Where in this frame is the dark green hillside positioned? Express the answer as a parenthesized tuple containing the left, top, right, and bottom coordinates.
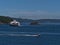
(0, 16, 13, 24)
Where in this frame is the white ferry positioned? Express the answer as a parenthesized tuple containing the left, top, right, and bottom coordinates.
(10, 20, 20, 26)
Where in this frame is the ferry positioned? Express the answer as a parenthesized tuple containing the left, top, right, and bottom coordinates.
(9, 20, 20, 26)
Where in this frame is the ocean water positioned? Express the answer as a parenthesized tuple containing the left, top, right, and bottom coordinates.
(0, 23, 60, 45)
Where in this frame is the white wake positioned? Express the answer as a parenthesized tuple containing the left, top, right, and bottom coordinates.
(0, 31, 59, 37)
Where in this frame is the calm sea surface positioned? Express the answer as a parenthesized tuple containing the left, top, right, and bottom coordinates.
(0, 23, 60, 45)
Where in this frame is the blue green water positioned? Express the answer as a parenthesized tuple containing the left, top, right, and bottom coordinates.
(0, 23, 60, 45)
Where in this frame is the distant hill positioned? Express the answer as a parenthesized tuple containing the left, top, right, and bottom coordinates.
(0, 16, 60, 24)
(12, 18, 33, 22)
(36, 19, 60, 23)
(0, 16, 33, 24)
(0, 16, 13, 24)
(12, 18, 60, 23)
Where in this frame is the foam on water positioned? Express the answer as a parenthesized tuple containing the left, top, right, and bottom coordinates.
(0, 31, 59, 37)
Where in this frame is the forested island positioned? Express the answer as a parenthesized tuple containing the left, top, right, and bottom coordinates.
(0, 16, 13, 24)
(0, 16, 60, 24)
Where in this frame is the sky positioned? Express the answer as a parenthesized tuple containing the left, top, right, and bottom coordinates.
(0, 0, 60, 19)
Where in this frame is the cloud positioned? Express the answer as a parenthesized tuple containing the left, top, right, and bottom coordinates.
(5, 10, 49, 19)
(10, 10, 48, 15)
(0, 9, 60, 19)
